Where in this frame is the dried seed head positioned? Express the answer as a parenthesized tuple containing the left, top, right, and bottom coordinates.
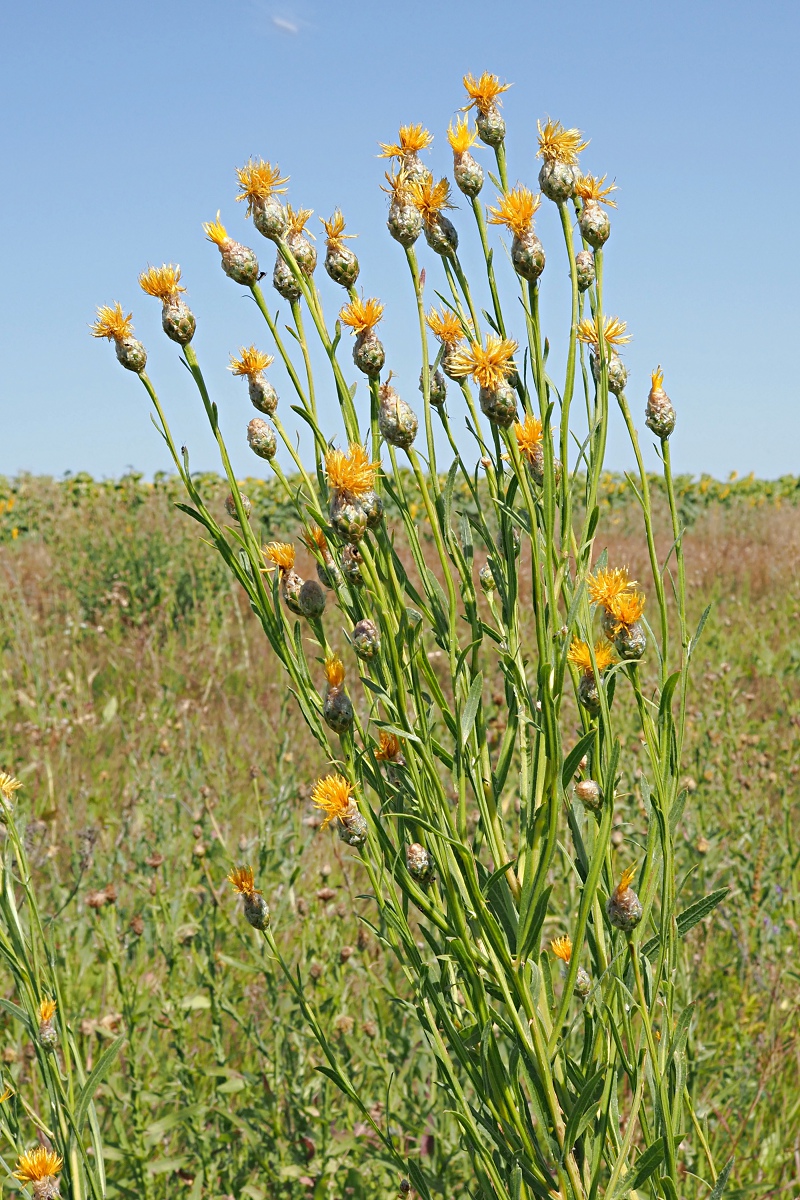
(575, 249, 596, 291)
(247, 417, 276, 460)
(352, 618, 381, 660)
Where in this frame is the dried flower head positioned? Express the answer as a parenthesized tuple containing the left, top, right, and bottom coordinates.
(38, 999, 57, 1023)
(202, 212, 231, 246)
(447, 116, 479, 154)
(550, 935, 572, 963)
(462, 72, 511, 115)
(574, 174, 617, 207)
(408, 176, 455, 222)
(321, 210, 356, 249)
(447, 335, 518, 391)
(587, 566, 636, 609)
(488, 186, 541, 238)
(567, 638, 615, 674)
(325, 444, 380, 497)
(90, 302, 135, 342)
(576, 315, 631, 348)
(138, 264, 185, 301)
(608, 590, 646, 630)
(235, 159, 289, 214)
(14, 1149, 63, 1184)
(382, 169, 413, 202)
(229, 346, 274, 376)
(323, 655, 346, 688)
(0, 772, 23, 803)
(375, 731, 403, 761)
(426, 306, 466, 346)
(286, 205, 314, 237)
(264, 542, 296, 570)
(227, 865, 261, 900)
(339, 296, 384, 335)
(378, 124, 433, 160)
(311, 773, 354, 829)
(536, 118, 589, 165)
(514, 414, 544, 462)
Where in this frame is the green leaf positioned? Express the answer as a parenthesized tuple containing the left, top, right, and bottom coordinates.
(658, 671, 681, 726)
(709, 1157, 735, 1200)
(0, 998, 32, 1030)
(562, 731, 596, 789)
(563, 1067, 606, 1153)
(676, 887, 729, 938)
(460, 672, 483, 748)
(688, 602, 712, 658)
(75, 1036, 124, 1133)
(626, 1139, 667, 1190)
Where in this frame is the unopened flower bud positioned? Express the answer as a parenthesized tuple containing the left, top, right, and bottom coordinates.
(579, 200, 611, 249)
(420, 367, 447, 407)
(298, 579, 326, 620)
(353, 330, 385, 378)
(614, 621, 646, 661)
(575, 779, 602, 812)
(479, 562, 496, 592)
(342, 544, 364, 587)
(645, 367, 676, 439)
(575, 966, 592, 998)
(352, 618, 380, 659)
(575, 249, 595, 292)
(406, 842, 434, 888)
(578, 672, 601, 714)
(359, 489, 384, 530)
(323, 687, 354, 734)
(591, 348, 628, 396)
(225, 491, 251, 522)
(247, 417, 276, 460)
(378, 380, 418, 449)
(273, 252, 302, 301)
(424, 214, 458, 258)
(388, 197, 423, 246)
(606, 867, 643, 932)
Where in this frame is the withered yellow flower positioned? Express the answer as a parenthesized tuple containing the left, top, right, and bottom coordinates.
(310, 773, 354, 830)
(447, 335, 518, 391)
(550, 935, 572, 963)
(303, 525, 329, 553)
(408, 176, 455, 222)
(514, 414, 544, 462)
(321, 210, 356, 249)
(426, 306, 466, 346)
(14, 1148, 63, 1184)
(38, 998, 57, 1023)
(90, 302, 135, 342)
(587, 566, 636, 609)
(138, 264, 185, 301)
(202, 212, 231, 247)
(264, 542, 296, 571)
(488, 185, 541, 239)
(0, 771, 23, 802)
(339, 296, 384, 334)
(574, 174, 617, 207)
(235, 158, 289, 213)
(378, 124, 433, 160)
(462, 72, 511, 115)
(229, 346, 274, 377)
(325, 444, 381, 497)
(323, 655, 346, 688)
(285, 205, 314, 237)
(375, 731, 402, 761)
(227, 865, 261, 900)
(381, 169, 413, 202)
(575, 315, 631, 348)
(537, 118, 589, 165)
(608, 591, 646, 631)
(567, 638, 615, 674)
(447, 115, 478, 155)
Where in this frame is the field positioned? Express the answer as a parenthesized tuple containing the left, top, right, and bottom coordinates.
(1, 472, 799, 1199)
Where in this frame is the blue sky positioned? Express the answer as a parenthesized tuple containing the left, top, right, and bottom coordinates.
(1, 0, 798, 481)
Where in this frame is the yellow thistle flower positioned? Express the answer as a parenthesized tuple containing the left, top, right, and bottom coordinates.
(375, 731, 402, 761)
(426, 306, 466, 346)
(447, 115, 478, 155)
(323, 655, 346, 688)
(311, 773, 354, 829)
(38, 998, 56, 1023)
(202, 211, 231, 247)
(286, 205, 314, 237)
(138, 264, 185, 301)
(227, 865, 261, 900)
(567, 637, 615, 675)
(14, 1148, 63, 1183)
(575, 315, 631, 348)
(0, 772, 23, 802)
(229, 346, 274, 377)
(408, 176, 455, 222)
(587, 566, 635, 609)
(488, 185, 541, 239)
(462, 71, 511, 115)
(446, 334, 518, 391)
(514, 414, 543, 462)
(90, 302, 135, 342)
(321, 210, 356, 250)
(264, 542, 295, 571)
(550, 935, 572, 963)
(536, 118, 589, 165)
(378, 123, 433, 159)
(303, 525, 329, 553)
(235, 158, 289, 214)
(608, 590, 646, 631)
(325, 444, 381, 497)
(651, 366, 664, 390)
(339, 296, 384, 335)
(574, 174, 617, 208)
(613, 865, 637, 897)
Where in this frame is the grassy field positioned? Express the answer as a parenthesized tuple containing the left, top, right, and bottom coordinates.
(1, 472, 799, 1198)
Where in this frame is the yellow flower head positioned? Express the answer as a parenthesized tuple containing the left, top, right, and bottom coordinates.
(488, 185, 541, 239)
(447, 334, 518, 391)
(325, 443, 381, 497)
(462, 72, 511, 115)
(321, 210, 356, 249)
(139, 264, 185, 301)
(567, 637, 615, 675)
(264, 542, 296, 571)
(587, 566, 635, 609)
(378, 124, 433, 160)
(514, 414, 544, 463)
(229, 346, 274, 377)
(550, 935, 572, 963)
(286, 205, 314, 237)
(375, 731, 402, 761)
(426, 306, 466, 346)
(382, 169, 413, 203)
(303, 525, 329, 553)
(408, 176, 455, 222)
(202, 212, 230, 247)
(235, 158, 289, 214)
(537, 118, 589, 165)
(614, 865, 637, 897)
(90, 302, 135, 342)
(227, 865, 260, 900)
(0, 772, 23, 802)
(574, 174, 617, 208)
(38, 998, 56, 1024)
(311, 773, 354, 829)
(339, 297, 384, 335)
(14, 1148, 63, 1184)
(651, 366, 665, 391)
(447, 115, 478, 155)
(608, 590, 646, 631)
(576, 315, 631, 349)
(323, 655, 346, 689)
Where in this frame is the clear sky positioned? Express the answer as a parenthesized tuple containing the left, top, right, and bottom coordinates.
(2, 0, 798, 481)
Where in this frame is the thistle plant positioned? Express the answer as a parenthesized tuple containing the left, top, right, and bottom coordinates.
(91, 71, 732, 1200)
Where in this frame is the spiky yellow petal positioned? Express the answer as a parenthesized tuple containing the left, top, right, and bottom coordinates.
(227, 865, 260, 899)
(310, 773, 354, 829)
(325, 444, 381, 498)
(229, 346, 274, 377)
(264, 542, 295, 570)
(339, 297, 384, 335)
(426, 306, 466, 346)
(375, 731, 402, 761)
(514, 414, 544, 463)
(488, 185, 541, 239)
(138, 264, 185, 301)
(408, 176, 455, 222)
(0, 772, 23, 802)
(567, 638, 615, 674)
(462, 72, 511, 115)
(323, 655, 346, 688)
(550, 935, 572, 963)
(14, 1148, 63, 1183)
(446, 334, 518, 392)
(574, 174, 617, 208)
(381, 169, 413, 202)
(587, 567, 636, 609)
(321, 210, 356, 249)
(651, 366, 664, 390)
(90, 302, 135, 342)
(537, 118, 589, 165)
(286, 205, 314, 237)
(0, 1087, 13, 1103)
(575, 316, 631, 348)
(203, 212, 230, 247)
(303, 525, 329, 553)
(608, 591, 646, 631)
(447, 115, 478, 155)
(38, 998, 56, 1023)
(615, 865, 637, 896)
(378, 124, 433, 159)
(235, 159, 289, 215)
